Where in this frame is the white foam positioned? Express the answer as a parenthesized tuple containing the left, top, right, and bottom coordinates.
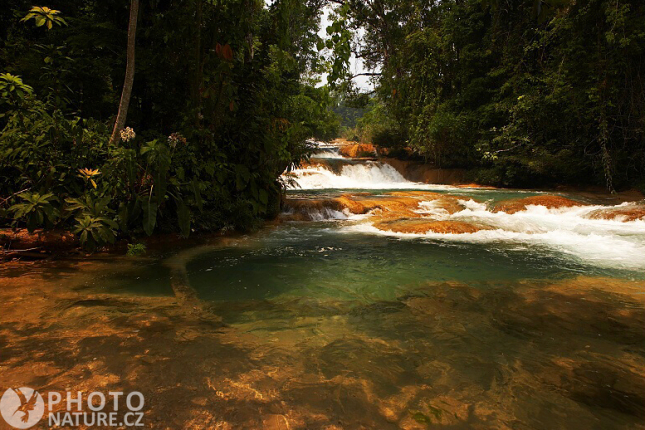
(283, 207, 371, 222)
(308, 140, 337, 149)
(343, 201, 645, 270)
(310, 150, 345, 159)
(288, 207, 348, 221)
(449, 200, 645, 236)
(286, 163, 456, 190)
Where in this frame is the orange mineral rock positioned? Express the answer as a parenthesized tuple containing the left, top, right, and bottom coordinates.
(585, 204, 645, 222)
(373, 219, 490, 234)
(338, 143, 377, 158)
(493, 195, 584, 214)
(333, 192, 467, 217)
(333, 194, 421, 216)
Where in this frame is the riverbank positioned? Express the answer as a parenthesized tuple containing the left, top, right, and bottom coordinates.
(0, 228, 246, 261)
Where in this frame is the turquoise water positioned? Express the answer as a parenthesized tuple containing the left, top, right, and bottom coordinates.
(185, 222, 640, 307)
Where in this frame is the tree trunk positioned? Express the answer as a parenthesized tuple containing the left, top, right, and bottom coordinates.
(192, 0, 203, 126)
(109, 0, 140, 145)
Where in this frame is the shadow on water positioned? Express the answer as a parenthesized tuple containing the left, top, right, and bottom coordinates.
(0, 278, 643, 428)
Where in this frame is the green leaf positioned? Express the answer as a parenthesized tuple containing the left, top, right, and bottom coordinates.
(20, 13, 37, 22)
(235, 165, 250, 191)
(259, 189, 269, 205)
(176, 200, 190, 238)
(192, 178, 203, 211)
(154, 171, 167, 201)
(143, 200, 157, 236)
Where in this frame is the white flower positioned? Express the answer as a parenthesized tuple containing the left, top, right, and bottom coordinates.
(120, 127, 136, 142)
(167, 132, 187, 148)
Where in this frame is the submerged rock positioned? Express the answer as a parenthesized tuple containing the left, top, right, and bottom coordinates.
(493, 195, 584, 214)
(387, 192, 467, 215)
(373, 218, 490, 234)
(585, 204, 645, 222)
(334, 194, 425, 216)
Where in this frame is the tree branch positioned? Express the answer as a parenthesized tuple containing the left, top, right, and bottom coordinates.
(350, 72, 382, 79)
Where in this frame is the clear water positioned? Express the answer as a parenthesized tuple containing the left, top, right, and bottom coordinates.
(2, 151, 644, 428)
(81, 210, 643, 429)
(186, 223, 643, 306)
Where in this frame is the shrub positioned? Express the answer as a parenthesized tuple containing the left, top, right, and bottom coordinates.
(9, 192, 59, 232)
(126, 243, 146, 256)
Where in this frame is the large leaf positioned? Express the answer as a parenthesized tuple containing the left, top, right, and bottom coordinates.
(143, 200, 158, 236)
(259, 189, 269, 205)
(235, 165, 250, 191)
(192, 178, 203, 211)
(154, 170, 167, 202)
(176, 200, 191, 238)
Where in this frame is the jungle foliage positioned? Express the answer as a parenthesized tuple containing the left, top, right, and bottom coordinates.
(0, 0, 339, 248)
(2, 0, 644, 250)
(328, 0, 645, 189)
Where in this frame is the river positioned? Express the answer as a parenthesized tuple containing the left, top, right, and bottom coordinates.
(0, 142, 643, 429)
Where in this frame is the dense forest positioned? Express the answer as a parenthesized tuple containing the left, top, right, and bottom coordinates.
(331, 0, 645, 190)
(1, 0, 644, 248)
(0, 0, 338, 248)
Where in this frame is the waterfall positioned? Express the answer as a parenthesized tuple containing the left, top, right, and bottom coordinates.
(282, 141, 645, 271)
(286, 161, 454, 190)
